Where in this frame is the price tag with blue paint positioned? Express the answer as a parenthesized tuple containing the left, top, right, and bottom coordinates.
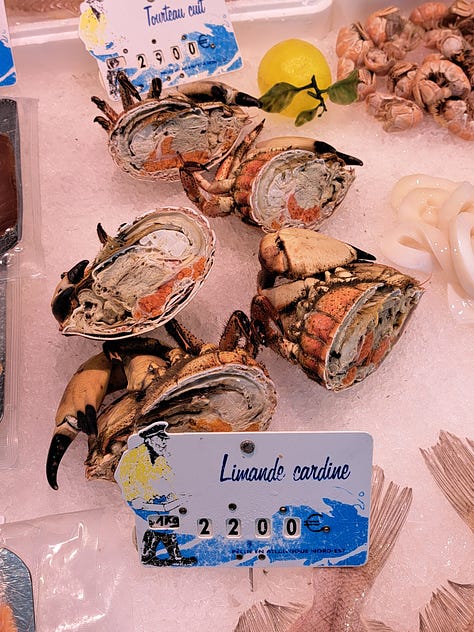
(79, 0, 243, 100)
(0, 0, 15, 86)
(115, 423, 373, 568)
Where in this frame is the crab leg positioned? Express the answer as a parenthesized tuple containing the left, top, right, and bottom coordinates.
(93, 116, 113, 132)
(179, 122, 265, 217)
(165, 319, 206, 356)
(216, 120, 265, 179)
(117, 71, 142, 110)
(147, 77, 162, 100)
(219, 310, 259, 357)
(91, 96, 119, 124)
(46, 352, 121, 490)
(179, 169, 235, 217)
(250, 294, 286, 351)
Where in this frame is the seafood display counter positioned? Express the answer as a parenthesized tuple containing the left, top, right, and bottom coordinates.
(1, 0, 474, 630)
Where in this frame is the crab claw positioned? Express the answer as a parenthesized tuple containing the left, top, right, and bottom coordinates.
(211, 84, 262, 108)
(259, 229, 363, 278)
(178, 81, 262, 108)
(51, 259, 89, 323)
(46, 435, 74, 491)
(46, 352, 115, 490)
(313, 140, 364, 166)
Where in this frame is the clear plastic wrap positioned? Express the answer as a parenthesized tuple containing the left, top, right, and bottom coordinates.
(0, 96, 44, 281)
(0, 507, 135, 631)
(0, 97, 43, 469)
(0, 254, 21, 470)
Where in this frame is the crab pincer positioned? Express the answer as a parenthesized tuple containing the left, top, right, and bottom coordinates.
(46, 352, 119, 490)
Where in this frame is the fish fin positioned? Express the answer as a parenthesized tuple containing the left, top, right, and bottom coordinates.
(421, 431, 474, 533)
(233, 600, 307, 632)
(419, 581, 474, 632)
(363, 620, 398, 632)
(364, 465, 413, 581)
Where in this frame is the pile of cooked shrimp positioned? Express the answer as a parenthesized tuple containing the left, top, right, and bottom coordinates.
(336, 1, 474, 139)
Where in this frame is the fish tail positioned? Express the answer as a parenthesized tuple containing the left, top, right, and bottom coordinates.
(419, 581, 474, 632)
(0, 602, 18, 632)
(420, 431, 474, 533)
(364, 465, 413, 582)
(234, 467, 412, 632)
(233, 600, 306, 632)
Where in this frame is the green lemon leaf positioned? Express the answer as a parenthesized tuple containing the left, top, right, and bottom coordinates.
(327, 69, 359, 105)
(259, 82, 300, 113)
(295, 108, 318, 127)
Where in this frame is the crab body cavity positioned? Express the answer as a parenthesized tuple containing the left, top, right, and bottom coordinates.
(93, 73, 261, 180)
(51, 207, 215, 340)
(180, 126, 362, 232)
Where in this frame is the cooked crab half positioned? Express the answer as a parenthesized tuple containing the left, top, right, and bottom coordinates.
(46, 312, 277, 489)
(180, 122, 363, 232)
(51, 207, 215, 340)
(92, 71, 261, 181)
(251, 229, 424, 390)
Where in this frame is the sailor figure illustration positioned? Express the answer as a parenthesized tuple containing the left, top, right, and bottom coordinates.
(116, 422, 197, 566)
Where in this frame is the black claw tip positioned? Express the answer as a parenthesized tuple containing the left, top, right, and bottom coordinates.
(313, 140, 363, 166)
(352, 245, 376, 261)
(235, 92, 262, 108)
(77, 405, 98, 435)
(51, 286, 75, 323)
(67, 259, 89, 284)
(46, 434, 73, 490)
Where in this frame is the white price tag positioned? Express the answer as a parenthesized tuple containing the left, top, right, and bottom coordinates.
(115, 423, 373, 568)
(79, 0, 243, 100)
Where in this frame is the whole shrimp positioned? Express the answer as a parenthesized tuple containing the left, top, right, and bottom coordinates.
(410, 1, 450, 29)
(366, 92, 424, 131)
(431, 93, 474, 138)
(412, 54, 471, 108)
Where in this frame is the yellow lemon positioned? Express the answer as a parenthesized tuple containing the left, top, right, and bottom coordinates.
(257, 39, 332, 118)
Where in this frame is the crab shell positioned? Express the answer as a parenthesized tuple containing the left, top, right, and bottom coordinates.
(229, 137, 360, 232)
(84, 347, 277, 481)
(51, 207, 215, 340)
(95, 79, 255, 181)
(252, 229, 424, 390)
